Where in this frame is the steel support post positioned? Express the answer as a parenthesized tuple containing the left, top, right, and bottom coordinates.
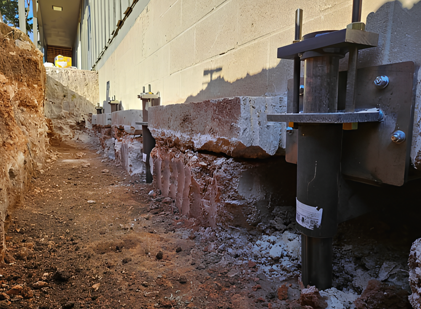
(297, 52, 343, 289)
(297, 124, 342, 289)
(142, 99, 155, 183)
(301, 235, 333, 289)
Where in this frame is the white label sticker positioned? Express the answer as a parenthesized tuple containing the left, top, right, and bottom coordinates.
(143, 153, 147, 162)
(296, 198, 323, 230)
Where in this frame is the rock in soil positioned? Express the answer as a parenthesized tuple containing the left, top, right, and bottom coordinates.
(52, 269, 71, 282)
(299, 286, 327, 309)
(6, 285, 23, 296)
(32, 281, 48, 289)
(0, 294, 9, 301)
(354, 279, 411, 309)
(278, 284, 289, 300)
(21, 287, 34, 299)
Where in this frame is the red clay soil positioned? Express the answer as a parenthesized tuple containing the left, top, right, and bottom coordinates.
(0, 141, 301, 309)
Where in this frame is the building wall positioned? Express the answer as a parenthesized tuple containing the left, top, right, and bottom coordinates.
(77, 0, 420, 109)
(75, 0, 421, 166)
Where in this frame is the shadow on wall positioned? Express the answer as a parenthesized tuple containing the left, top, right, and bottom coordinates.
(184, 1, 421, 105)
(184, 60, 292, 104)
(180, 0, 421, 231)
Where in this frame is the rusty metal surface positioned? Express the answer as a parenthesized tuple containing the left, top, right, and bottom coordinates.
(267, 110, 381, 123)
(277, 28, 379, 60)
(280, 61, 415, 187)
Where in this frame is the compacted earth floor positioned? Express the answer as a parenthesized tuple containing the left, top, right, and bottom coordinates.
(0, 141, 300, 309)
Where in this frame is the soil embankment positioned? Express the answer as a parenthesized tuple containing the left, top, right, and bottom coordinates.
(0, 24, 49, 260)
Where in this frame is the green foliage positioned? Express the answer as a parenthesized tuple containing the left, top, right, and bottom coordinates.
(0, 0, 32, 33)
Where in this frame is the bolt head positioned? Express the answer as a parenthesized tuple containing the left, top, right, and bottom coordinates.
(299, 85, 304, 96)
(374, 76, 389, 89)
(391, 130, 405, 144)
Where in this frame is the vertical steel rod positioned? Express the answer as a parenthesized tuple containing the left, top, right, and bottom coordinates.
(295, 9, 303, 40)
(352, 0, 363, 22)
(345, 0, 363, 112)
(292, 9, 303, 114)
(345, 47, 358, 112)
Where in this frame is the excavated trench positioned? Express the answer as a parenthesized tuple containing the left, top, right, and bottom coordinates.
(1, 23, 421, 309)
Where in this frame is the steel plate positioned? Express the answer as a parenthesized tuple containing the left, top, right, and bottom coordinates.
(281, 61, 415, 186)
(267, 110, 382, 123)
(277, 28, 379, 60)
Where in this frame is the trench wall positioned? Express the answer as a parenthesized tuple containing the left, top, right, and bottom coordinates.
(0, 24, 49, 259)
(44, 68, 98, 139)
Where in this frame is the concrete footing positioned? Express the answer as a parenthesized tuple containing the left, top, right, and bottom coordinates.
(151, 143, 296, 228)
(92, 110, 146, 177)
(148, 97, 296, 228)
(149, 96, 287, 159)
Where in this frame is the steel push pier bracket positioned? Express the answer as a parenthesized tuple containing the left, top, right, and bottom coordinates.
(267, 0, 416, 290)
(137, 85, 160, 183)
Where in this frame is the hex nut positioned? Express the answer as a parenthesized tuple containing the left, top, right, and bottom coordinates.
(374, 76, 389, 89)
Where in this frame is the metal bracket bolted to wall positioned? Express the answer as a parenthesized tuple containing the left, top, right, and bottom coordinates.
(266, 0, 416, 290)
(267, 109, 383, 124)
(137, 84, 160, 184)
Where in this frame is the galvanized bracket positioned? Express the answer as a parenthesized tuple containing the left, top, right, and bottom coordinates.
(270, 61, 416, 187)
(267, 109, 382, 124)
(277, 28, 379, 59)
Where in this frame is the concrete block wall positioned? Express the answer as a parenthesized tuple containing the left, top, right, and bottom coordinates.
(96, 1, 420, 106)
(96, 0, 421, 168)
